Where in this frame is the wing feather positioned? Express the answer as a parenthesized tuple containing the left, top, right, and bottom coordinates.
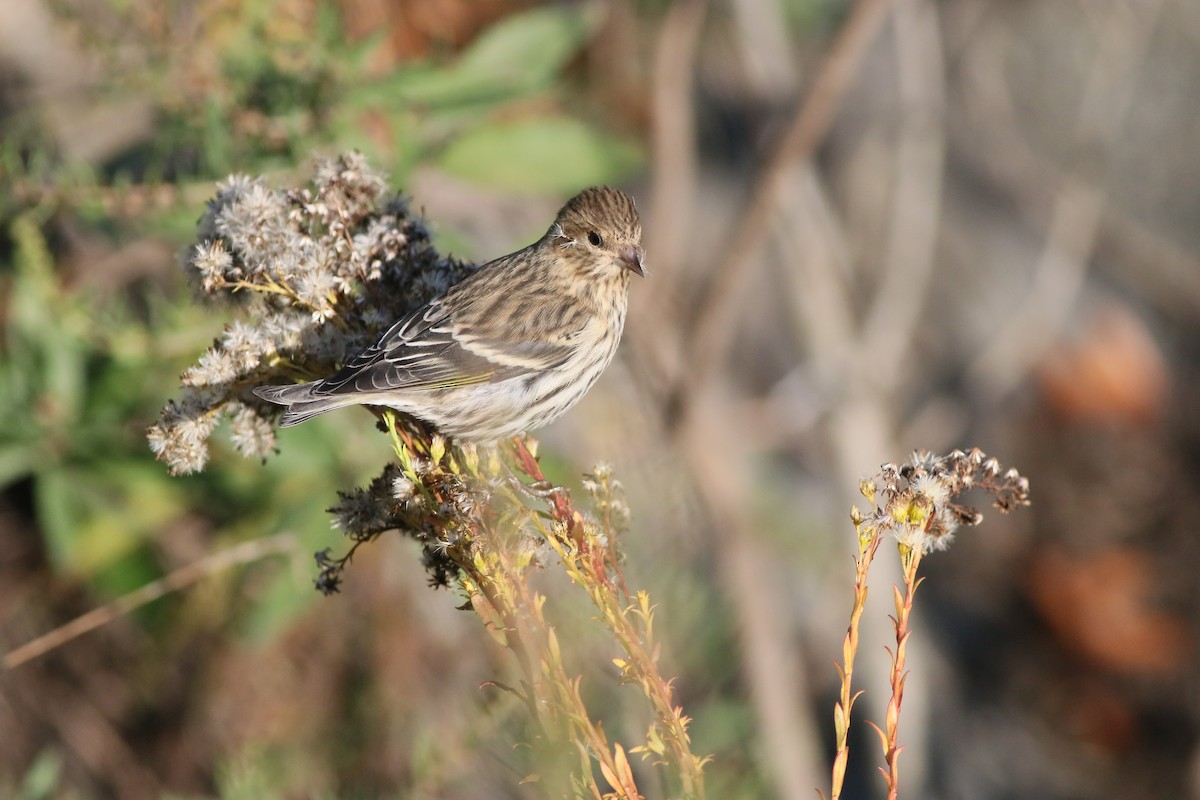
(308, 294, 578, 399)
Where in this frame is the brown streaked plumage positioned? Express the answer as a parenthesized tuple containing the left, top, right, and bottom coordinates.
(253, 186, 644, 439)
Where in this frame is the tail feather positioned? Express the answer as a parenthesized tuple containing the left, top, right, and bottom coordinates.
(253, 382, 339, 427)
(277, 401, 342, 427)
(253, 382, 381, 427)
(252, 382, 319, 405)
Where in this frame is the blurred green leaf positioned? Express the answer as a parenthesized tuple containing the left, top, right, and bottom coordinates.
(35, 467, 82, 573)
(19, 748, 63, 800)
(237, 564, 317, 644)
(77, 462, 188, 572)
(7, 213, 91, 430)
(214, 747, 279, 800)
(385, 5, 598, 108)
(0, 446, 38, 490)
(89, 546, 162, 604)
(439, 116, 642, 192)
(34, 460, 187, 577)
(8, 213, 56, 328)
(456, 5, 598, 90)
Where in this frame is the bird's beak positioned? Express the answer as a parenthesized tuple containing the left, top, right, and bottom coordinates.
(620, 245, 645, 277)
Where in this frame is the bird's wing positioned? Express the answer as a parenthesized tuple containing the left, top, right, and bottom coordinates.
(311, 296, 577, 397)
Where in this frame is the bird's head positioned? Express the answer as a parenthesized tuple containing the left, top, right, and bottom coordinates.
(551, 186, 645, 281)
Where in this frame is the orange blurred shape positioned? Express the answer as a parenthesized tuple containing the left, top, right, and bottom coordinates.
(1027, 545, 1190, 674)
(1036, 303, 1168, 425)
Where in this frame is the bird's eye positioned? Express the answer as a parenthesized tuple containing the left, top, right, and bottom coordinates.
(587, 231, 602, 246)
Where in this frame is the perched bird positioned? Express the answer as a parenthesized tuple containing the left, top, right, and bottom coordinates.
(254, 186, 644, 440)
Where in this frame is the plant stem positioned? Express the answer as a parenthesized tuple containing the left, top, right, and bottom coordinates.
(830, 520, 884, 799)
(879, 543, 924, 800)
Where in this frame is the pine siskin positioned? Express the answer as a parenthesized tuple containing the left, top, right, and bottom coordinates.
(253, 186, 644, 440)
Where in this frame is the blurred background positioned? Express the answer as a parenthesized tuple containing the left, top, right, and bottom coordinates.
(2, 0, 1199, 797)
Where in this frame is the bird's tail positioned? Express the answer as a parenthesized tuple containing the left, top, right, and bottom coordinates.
(253, 382, 358, 427)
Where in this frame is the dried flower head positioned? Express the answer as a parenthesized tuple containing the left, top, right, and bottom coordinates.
(855, 448, 1030, 553)
(148, 153, 475, 475)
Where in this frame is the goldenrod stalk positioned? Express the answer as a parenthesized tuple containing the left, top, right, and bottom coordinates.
(512, 439, 706, 799)
(485, 537, 643, 799)
(379, 427, 700, 798)
(823, 449, 1030, 799)
(829, 491, 885, 800)
(872, 543, 924, 800)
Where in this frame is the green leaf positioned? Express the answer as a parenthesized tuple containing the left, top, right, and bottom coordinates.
(385, 5, 599, 109)
(438, 116, 642, 193)
(236, 565, 316, 644)
(457, 5, 598, 88)
(36, 461, 186, 577)
(19, 748, 63, 800)
(7, 213, 90, 426)
(8, 213, 57, 340)
(0, 446, 38, 489)
(35, 467, 82, 573)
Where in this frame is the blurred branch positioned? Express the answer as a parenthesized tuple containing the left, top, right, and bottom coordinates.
(965, 178, 1102, 397)
(680, 396, 824, 800)
(5, 178, 218, 221)
(645, 0, 706, 282)
(653, 9, 907, 784)
(767, 4, 946, 794)
(1097, 215, 1200, 319)
(776, 168, 856, 384)
(3, 533, 298, 670)
(624, 7, 894, 792)
(950, 1, 1200, 322)
(856, 4, 947, 788)
(629, 0, 707, 405)
(654, 4, 940, 797)
(678, 0, 896, 406)
(862, 0, 946, 391)
(730, 0, 800, 97)
(965, 0, 1165, 398)
(667, 2, 883, 796)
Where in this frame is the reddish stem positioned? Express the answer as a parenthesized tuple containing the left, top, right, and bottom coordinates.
(510, 435, 579, 541)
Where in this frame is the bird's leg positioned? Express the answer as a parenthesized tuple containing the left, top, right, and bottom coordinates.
(508, 436, 579, 543)
(509, 435, 555, 497)
(396, 423, 420, 455)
